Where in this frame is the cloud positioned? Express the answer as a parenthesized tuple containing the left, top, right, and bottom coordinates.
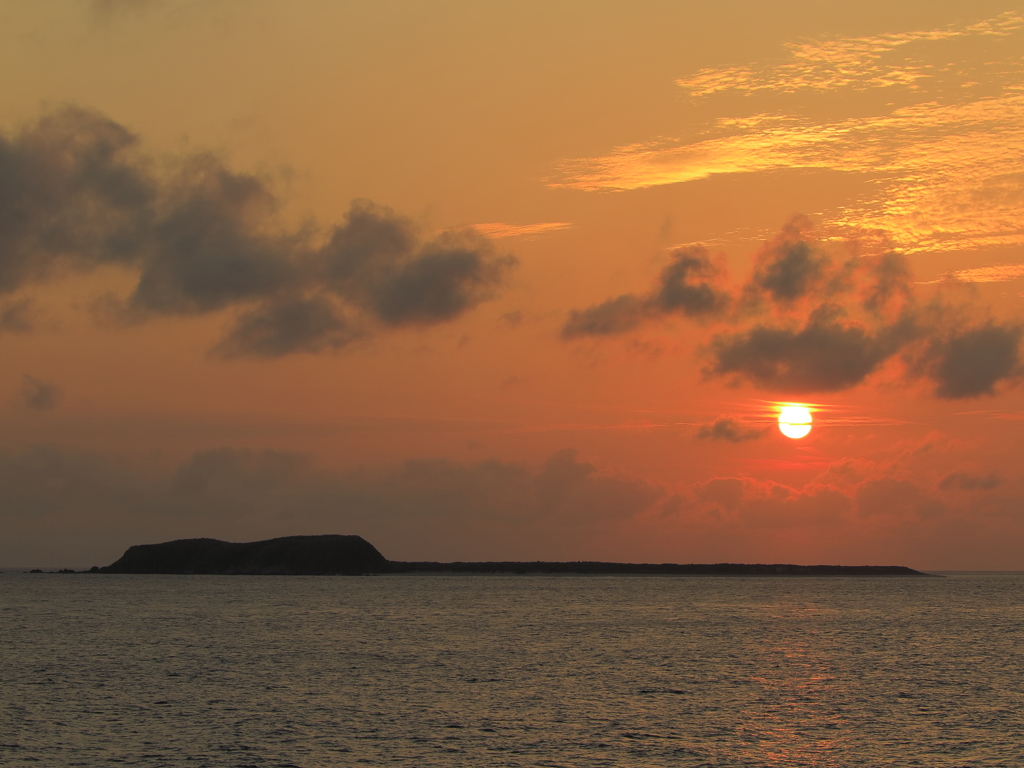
(919, 322, 1023, 399)
(562, 294, 648, 338)
(688, 473, 957, 539)
(709, 308, 1021, 400)
(939, 472, 1001, 491)
(0, 108, 147, 290)
(561, 246, 728, 338)
(651, 249, 731, 316)
(564, 221, 1023, 398)
(663, 468, 1024, 568)
(91, 0, 222, 21)
(855, 477, 926, 517)
(747, 220, 830, 304)
(470, 222, 572, 239)
(315, 201, 516, 331)
(863, 251, 913, 315)
(706, 304, 916, 393)
(0, 298, 34, 332)
(93, 0, 159, 12)
(690, 475, 853, 529)
(20, 375, 61, 410)
(126, 156, 299, 316)
(91, 0, 158, 18)
(0, 445, 665, 565)
(695, 418, 765, 443)
(498, 309, 523, 328)
(676, 12, 1024, 97)
(5, 442, 1024, 568)
(0, 107, 516, 357)
(554, 99, 1024, 253)
(213, 294, 356, 358)
(919, 264, 1024, 284)
(552, 13, 1024, 254)
(365, 231, 513, 326)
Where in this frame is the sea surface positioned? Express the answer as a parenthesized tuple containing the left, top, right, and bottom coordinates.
(1, 572, 1022, 767)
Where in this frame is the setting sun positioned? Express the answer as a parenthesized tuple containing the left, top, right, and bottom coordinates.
(778, 406, 812, 439)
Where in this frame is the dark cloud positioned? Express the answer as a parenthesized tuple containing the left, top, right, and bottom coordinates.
(0, 445, 144, 522)
(747, 220, 830, 304)
(651, 250, 730, 316)
(561, 247, 728, 338)
(4, 442, 1021, 567)
(0, 298, 34, 332)
(92, 0, 159, 16)
(164, 448, 313, 517)
(855, 477, 928, 518)
(317, 201, 516, 330)
(939, 472, 1001, 491)
(532, 449, 663, 522)
(319, 207, 516, 325)
(91, 0, 221, 22)
(562, 294, 647, 338)
(923, 323, 1022, 399)
(563, 215, 1022, 400)
(214, 294, 356, 358)
(709, 277, 1021, 398)
(20, 375, 61, 410)
(498, 310, 523, 328)
(695, 417, 765, 443)
(127, 157, 299, 316)
(320, 199, 415, 287)
(862, 251, 913, 315)
(0, 108, 149, 291)
(694, 477, 746, 509)
(0, 445, 664, 565)
(706, 304, 918, 393)
(0, 107, 515, 357)
(373, 240, 511, 325)
(713, 237, 1022, 397)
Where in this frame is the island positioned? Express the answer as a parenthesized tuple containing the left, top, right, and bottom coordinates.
(97, 535, 388, 575)
(90, 535, 929, 576)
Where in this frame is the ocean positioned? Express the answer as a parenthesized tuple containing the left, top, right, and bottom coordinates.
(1, 572, 1021, 767)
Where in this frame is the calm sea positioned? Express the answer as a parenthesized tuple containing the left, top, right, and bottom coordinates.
(1, 572, 1022, 767)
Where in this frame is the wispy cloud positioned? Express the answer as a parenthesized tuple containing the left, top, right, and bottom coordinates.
(554, 13, 1024, 254)
(696, 417, 766, 443)
(677, 12, 1024, 96)
(919, 263, 1024, 284)
(471, 222, 572, 239)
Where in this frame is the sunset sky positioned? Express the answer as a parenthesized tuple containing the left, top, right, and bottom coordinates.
(3, 0, 1024, 569)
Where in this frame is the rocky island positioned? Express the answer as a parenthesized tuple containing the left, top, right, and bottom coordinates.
(98, 535, 388, 575)
(92, 535, 929, 576)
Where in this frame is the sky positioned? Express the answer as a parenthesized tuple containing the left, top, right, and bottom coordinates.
(2, 0, 1024, 569)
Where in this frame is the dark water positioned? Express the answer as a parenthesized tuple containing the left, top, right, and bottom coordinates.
(1, 572, 1022, 767)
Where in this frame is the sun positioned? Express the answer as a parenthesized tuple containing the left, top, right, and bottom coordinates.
(778, 405, 812, 439)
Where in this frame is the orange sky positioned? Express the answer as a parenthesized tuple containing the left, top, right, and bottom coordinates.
(2, 0, 1023, 569)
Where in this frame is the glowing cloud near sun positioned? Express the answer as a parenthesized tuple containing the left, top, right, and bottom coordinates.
(778, 406, 812, 439)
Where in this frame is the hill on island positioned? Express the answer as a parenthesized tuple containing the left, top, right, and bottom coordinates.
(94, 535, 928, 576)
(98, 535, 388, 575)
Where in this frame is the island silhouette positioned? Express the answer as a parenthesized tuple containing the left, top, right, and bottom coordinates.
(92, 535, 928, 576)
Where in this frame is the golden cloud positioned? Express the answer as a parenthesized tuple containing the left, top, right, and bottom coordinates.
(471, 222, 572, 239)
(553, 12, 1024, 254)
(919, 263, 1024, 284)
(676, 11, 1024, 96)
